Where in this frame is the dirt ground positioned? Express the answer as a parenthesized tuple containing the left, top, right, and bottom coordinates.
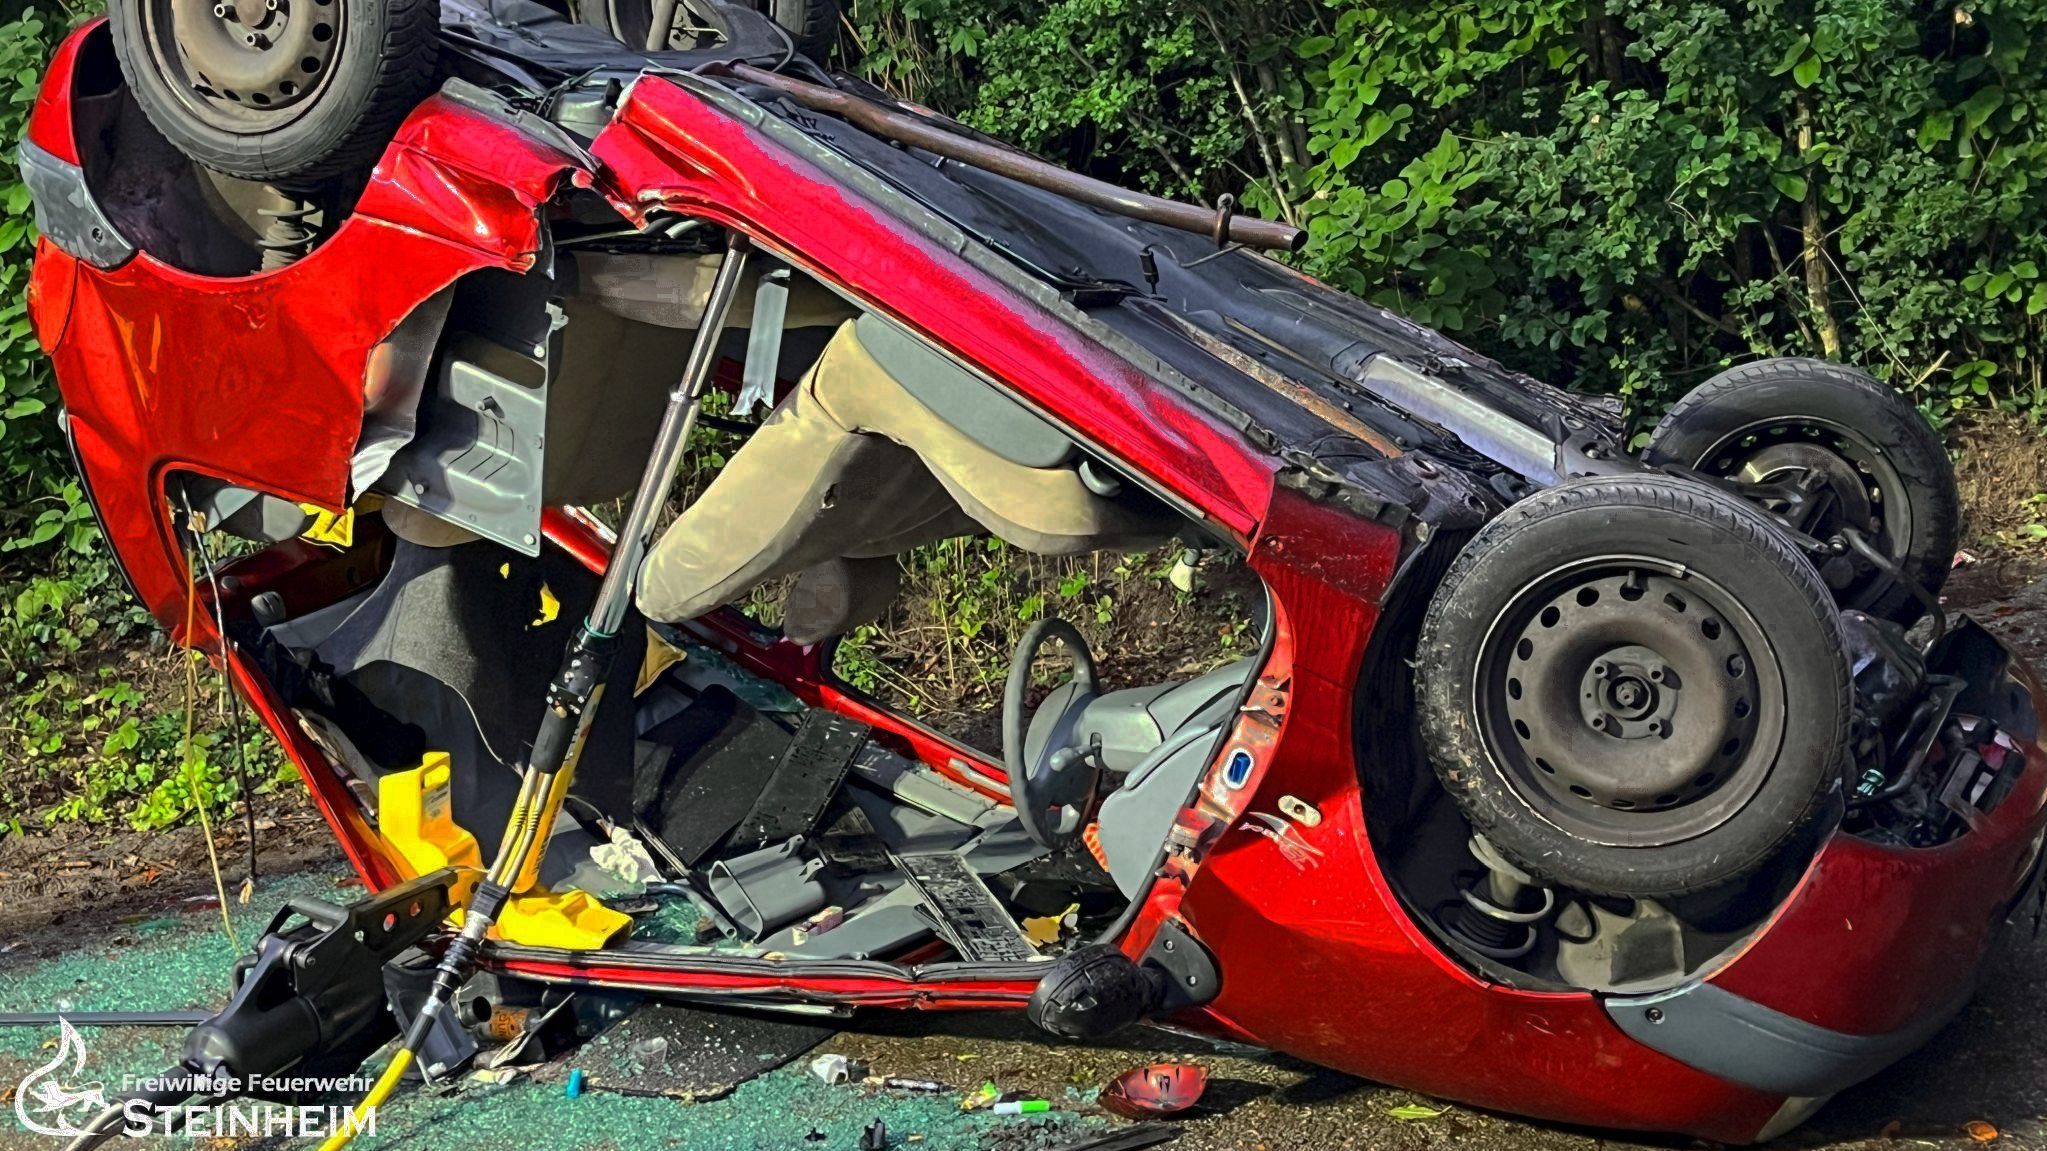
(1, 562, 2044, 1150)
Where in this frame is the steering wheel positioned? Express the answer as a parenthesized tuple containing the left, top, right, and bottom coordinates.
(1002, 617, 1106, 850)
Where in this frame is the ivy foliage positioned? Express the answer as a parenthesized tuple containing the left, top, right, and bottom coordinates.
(847, 0, 2047, 416)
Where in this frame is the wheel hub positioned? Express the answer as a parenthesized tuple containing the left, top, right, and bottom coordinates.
(1482, 566, 1780, 845)
(1703, 420, 1911, 605)
(1580, 645, 1677, 733)
(169, 0, 338, 112)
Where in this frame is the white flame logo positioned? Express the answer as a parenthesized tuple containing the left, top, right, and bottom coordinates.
(13, 1019, 107, 1137)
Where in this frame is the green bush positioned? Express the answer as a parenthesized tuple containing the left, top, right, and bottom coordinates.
(847, 0, 2047, 418)
(0, 5, 72, 527)
(0, 3, 277, 833)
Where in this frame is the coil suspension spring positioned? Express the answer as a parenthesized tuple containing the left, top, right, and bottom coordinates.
(256, 193, 321, 270)
(1438, 834, 1556, 961)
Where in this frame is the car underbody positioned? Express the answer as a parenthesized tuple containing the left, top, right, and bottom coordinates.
(19, 3, 2047, 1143)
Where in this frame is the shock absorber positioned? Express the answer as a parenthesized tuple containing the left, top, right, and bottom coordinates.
(318, 232, 753, 1151)
(1441, 834, 1555, 961)
(256, 190, 322, 270)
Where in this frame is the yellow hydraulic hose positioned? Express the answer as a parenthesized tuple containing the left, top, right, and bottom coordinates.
(316, 1047, 413, 1151)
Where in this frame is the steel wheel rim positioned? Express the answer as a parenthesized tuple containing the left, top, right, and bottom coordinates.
(143, 0, 344, 132)
(1697, 416, 1914, 600)
(1472, 556, 1789, 847)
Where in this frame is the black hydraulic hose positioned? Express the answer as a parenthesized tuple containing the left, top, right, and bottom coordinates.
(0, 1010, 210, 1028)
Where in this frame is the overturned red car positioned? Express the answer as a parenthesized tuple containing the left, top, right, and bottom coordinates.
(20, 0, 2047, 1141)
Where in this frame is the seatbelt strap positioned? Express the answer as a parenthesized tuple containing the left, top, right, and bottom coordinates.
(736, 266, 792, 417)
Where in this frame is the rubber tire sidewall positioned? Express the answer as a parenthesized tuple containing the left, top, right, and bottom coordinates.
(109, 0, 438, 182)
(760, 0, 838, 60)
(1416, 474, 1851, 899)
(1643, 357, 1958, 628)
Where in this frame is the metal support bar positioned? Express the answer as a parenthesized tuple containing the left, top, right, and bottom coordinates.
(719, 64, 1305, 253)
(587, 233, 752, 638)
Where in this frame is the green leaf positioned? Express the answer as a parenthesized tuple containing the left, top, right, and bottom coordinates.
(1959, 86, 2005, 133)
(1360, 109, 1394, 147)
(1772, 173, 1808, 202)
(2, 396, 44, 418)
(1917, 112, 1954, 150)
(1770, 35, 1811, 76)
(1792, 54, 1822, 88)
(1297, 35, 1335, 59)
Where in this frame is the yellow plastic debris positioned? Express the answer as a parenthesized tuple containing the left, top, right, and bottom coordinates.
(1021, 902, 1079, 947)
(533, 582, 561, 627)
(636, 625, 689, 696)
(298, 503, 355, 548)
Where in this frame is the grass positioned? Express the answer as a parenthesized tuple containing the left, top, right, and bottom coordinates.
(0, 534, 293, 836)
(819, 538, 1261, 748)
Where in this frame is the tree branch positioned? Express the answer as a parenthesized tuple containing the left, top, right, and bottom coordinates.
(1795, 95, 1843, 358)
(1200, 11, 1297, 225)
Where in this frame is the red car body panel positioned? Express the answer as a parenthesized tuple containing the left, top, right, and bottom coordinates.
(25, 22, 2047, 1142)
(1709, 728, 2047, 1035)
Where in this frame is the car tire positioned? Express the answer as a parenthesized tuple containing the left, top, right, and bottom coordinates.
(1643, 357, 1957, 628)
(758, 0, 838, 60)
(575, 0, 839, 60)
(110, 0, 440, 183)
(1416, 474, 1851, 898)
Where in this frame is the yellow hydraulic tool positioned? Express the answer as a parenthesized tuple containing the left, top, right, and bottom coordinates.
(376, 754, 629, 950)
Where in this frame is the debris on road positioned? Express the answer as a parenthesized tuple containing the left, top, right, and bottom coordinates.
(993, 1099, 1050, 1115)
(1099, 1062, 1207, 1119)
(865, 1075, 947, 1092)
(1046, 1123, 1179, 1151)
(812, 1052, 867, 1085)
